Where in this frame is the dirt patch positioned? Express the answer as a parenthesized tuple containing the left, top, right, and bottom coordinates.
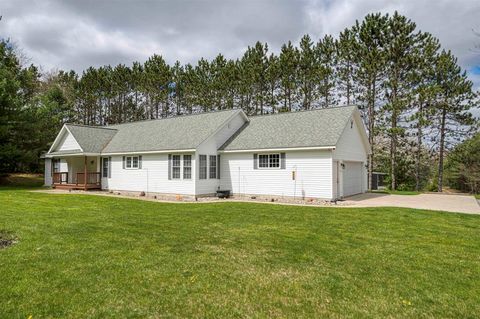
(0, 231, 17, 249)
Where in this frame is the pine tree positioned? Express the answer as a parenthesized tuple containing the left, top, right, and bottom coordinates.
(409, 33, 440, 191)
(278, 41, 298, 112)
(297, 34, 317, 110)
(316, 35, 337, 108)
(353, 13, 388, 190)
(382, 12, 423, 190)
(337, 28, 357, 105)
(433, 50, 476, 192)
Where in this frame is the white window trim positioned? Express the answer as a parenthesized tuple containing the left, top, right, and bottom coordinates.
(199, 155, 207, 180)
(102, 157, 109, 178)
(183, 155, 192, 180)
(258, 153, 281, 169)
(171, 154, 181, 179)
(125, 156, 140, 169)
(209, 155, 217, 179)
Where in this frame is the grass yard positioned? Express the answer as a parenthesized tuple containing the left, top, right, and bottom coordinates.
(372, 189, 421, 195)
(1, 187, 480, 318)
(0, 173, 44, 188)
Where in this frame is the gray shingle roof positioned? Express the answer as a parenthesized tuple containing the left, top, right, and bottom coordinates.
(65, 124, 117, 153)
(102, 109, 241, 153)
(220, 105, 357, 151)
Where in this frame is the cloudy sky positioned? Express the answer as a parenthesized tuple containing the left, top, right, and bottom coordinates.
(1, 0, 480, 89)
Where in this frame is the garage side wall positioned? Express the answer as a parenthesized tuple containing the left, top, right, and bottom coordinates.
(333, 115, 368, 195)
(220, 150, 333, 200)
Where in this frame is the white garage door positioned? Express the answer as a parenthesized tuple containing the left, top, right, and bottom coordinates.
(343, 161, 363, 197)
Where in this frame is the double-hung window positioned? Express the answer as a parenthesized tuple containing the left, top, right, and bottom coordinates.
(102, 157, 109, 177)
(125, 156, 140, 169)
(199, 155, 207, 179)
(209, 155, 217, 179)
(258, 154, 280, 168)
(183, 155, 192, 179)
(172, 155, 181, 179)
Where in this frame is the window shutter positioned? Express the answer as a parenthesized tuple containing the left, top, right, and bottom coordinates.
(168, 154, 172, 180)
(253, 154, 258, 169)
(139, 155, 142, 169)
(280, 153, 286, 169)
(50, 159, 54, 176)
(122, 156, 126, 169)
(217, 155, 220, 179)
(108, 157, 112, 178)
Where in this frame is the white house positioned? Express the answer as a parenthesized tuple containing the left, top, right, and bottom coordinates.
(43, 105, 370, 200)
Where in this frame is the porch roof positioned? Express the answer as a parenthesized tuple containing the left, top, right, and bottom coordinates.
(46, 149, 86, 157)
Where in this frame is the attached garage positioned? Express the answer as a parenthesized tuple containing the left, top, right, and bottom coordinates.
(343, 161, 363, 197)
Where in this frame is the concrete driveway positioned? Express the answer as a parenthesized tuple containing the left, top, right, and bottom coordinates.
(343, 193, 480, 214)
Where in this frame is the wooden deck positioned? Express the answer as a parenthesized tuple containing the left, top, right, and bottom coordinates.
(52, 171, 101, 190)
(53, 183, 101, 190)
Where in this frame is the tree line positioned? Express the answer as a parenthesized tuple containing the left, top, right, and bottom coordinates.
(0, 12, 478, 192)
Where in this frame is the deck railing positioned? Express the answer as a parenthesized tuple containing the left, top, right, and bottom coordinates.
(76, 172, 101, 186)
(52, 172, 68, 184)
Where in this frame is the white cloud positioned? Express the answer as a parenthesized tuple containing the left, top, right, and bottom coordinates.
(1, 0, 479, 93)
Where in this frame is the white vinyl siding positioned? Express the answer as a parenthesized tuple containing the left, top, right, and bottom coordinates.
(343, 161, 363, 196)
(105, 153, 195, 195)
(333, 114, 368, 194)
(56, 130, 81, 151)
(333, 116, 368, 162)
(220, 150, 333, 199)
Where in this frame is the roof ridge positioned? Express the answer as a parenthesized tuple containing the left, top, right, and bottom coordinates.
(66, 123, 118, 131)
(248, 104, 357, 119)
(106, 108, 242, 128)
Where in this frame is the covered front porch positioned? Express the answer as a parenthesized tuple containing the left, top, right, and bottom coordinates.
(51, 155, 102, 190)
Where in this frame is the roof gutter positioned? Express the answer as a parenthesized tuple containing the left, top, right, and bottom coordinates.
(219, 146, 336, 153)
(100, 149, 196, 156)
(45, 152, 100, 158)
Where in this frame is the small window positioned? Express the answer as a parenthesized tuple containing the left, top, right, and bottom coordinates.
(172, 155, 181, 179)
(259, 154, 280, 168)
(199, 155, 207, 179)
(125, 156, 139, 169)
(209, 155, 217, 179)
(102, 157, 109, 178)
(183, 155, 192, 179)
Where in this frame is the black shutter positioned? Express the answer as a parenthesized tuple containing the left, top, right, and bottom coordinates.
(108, 156, 112, 177)
(168, 154, 172, 180)
(122, 156, 126, 169)
(253, 153, 258, 169)
(139, 155, 142, 169)
(217, 155, 220, 179)
(280, 153, 286, 169)
(50, 159, 54, 176)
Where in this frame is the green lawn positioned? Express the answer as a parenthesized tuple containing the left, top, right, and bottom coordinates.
(372, 189, 421, 195)
(1, 187, 480, 318)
